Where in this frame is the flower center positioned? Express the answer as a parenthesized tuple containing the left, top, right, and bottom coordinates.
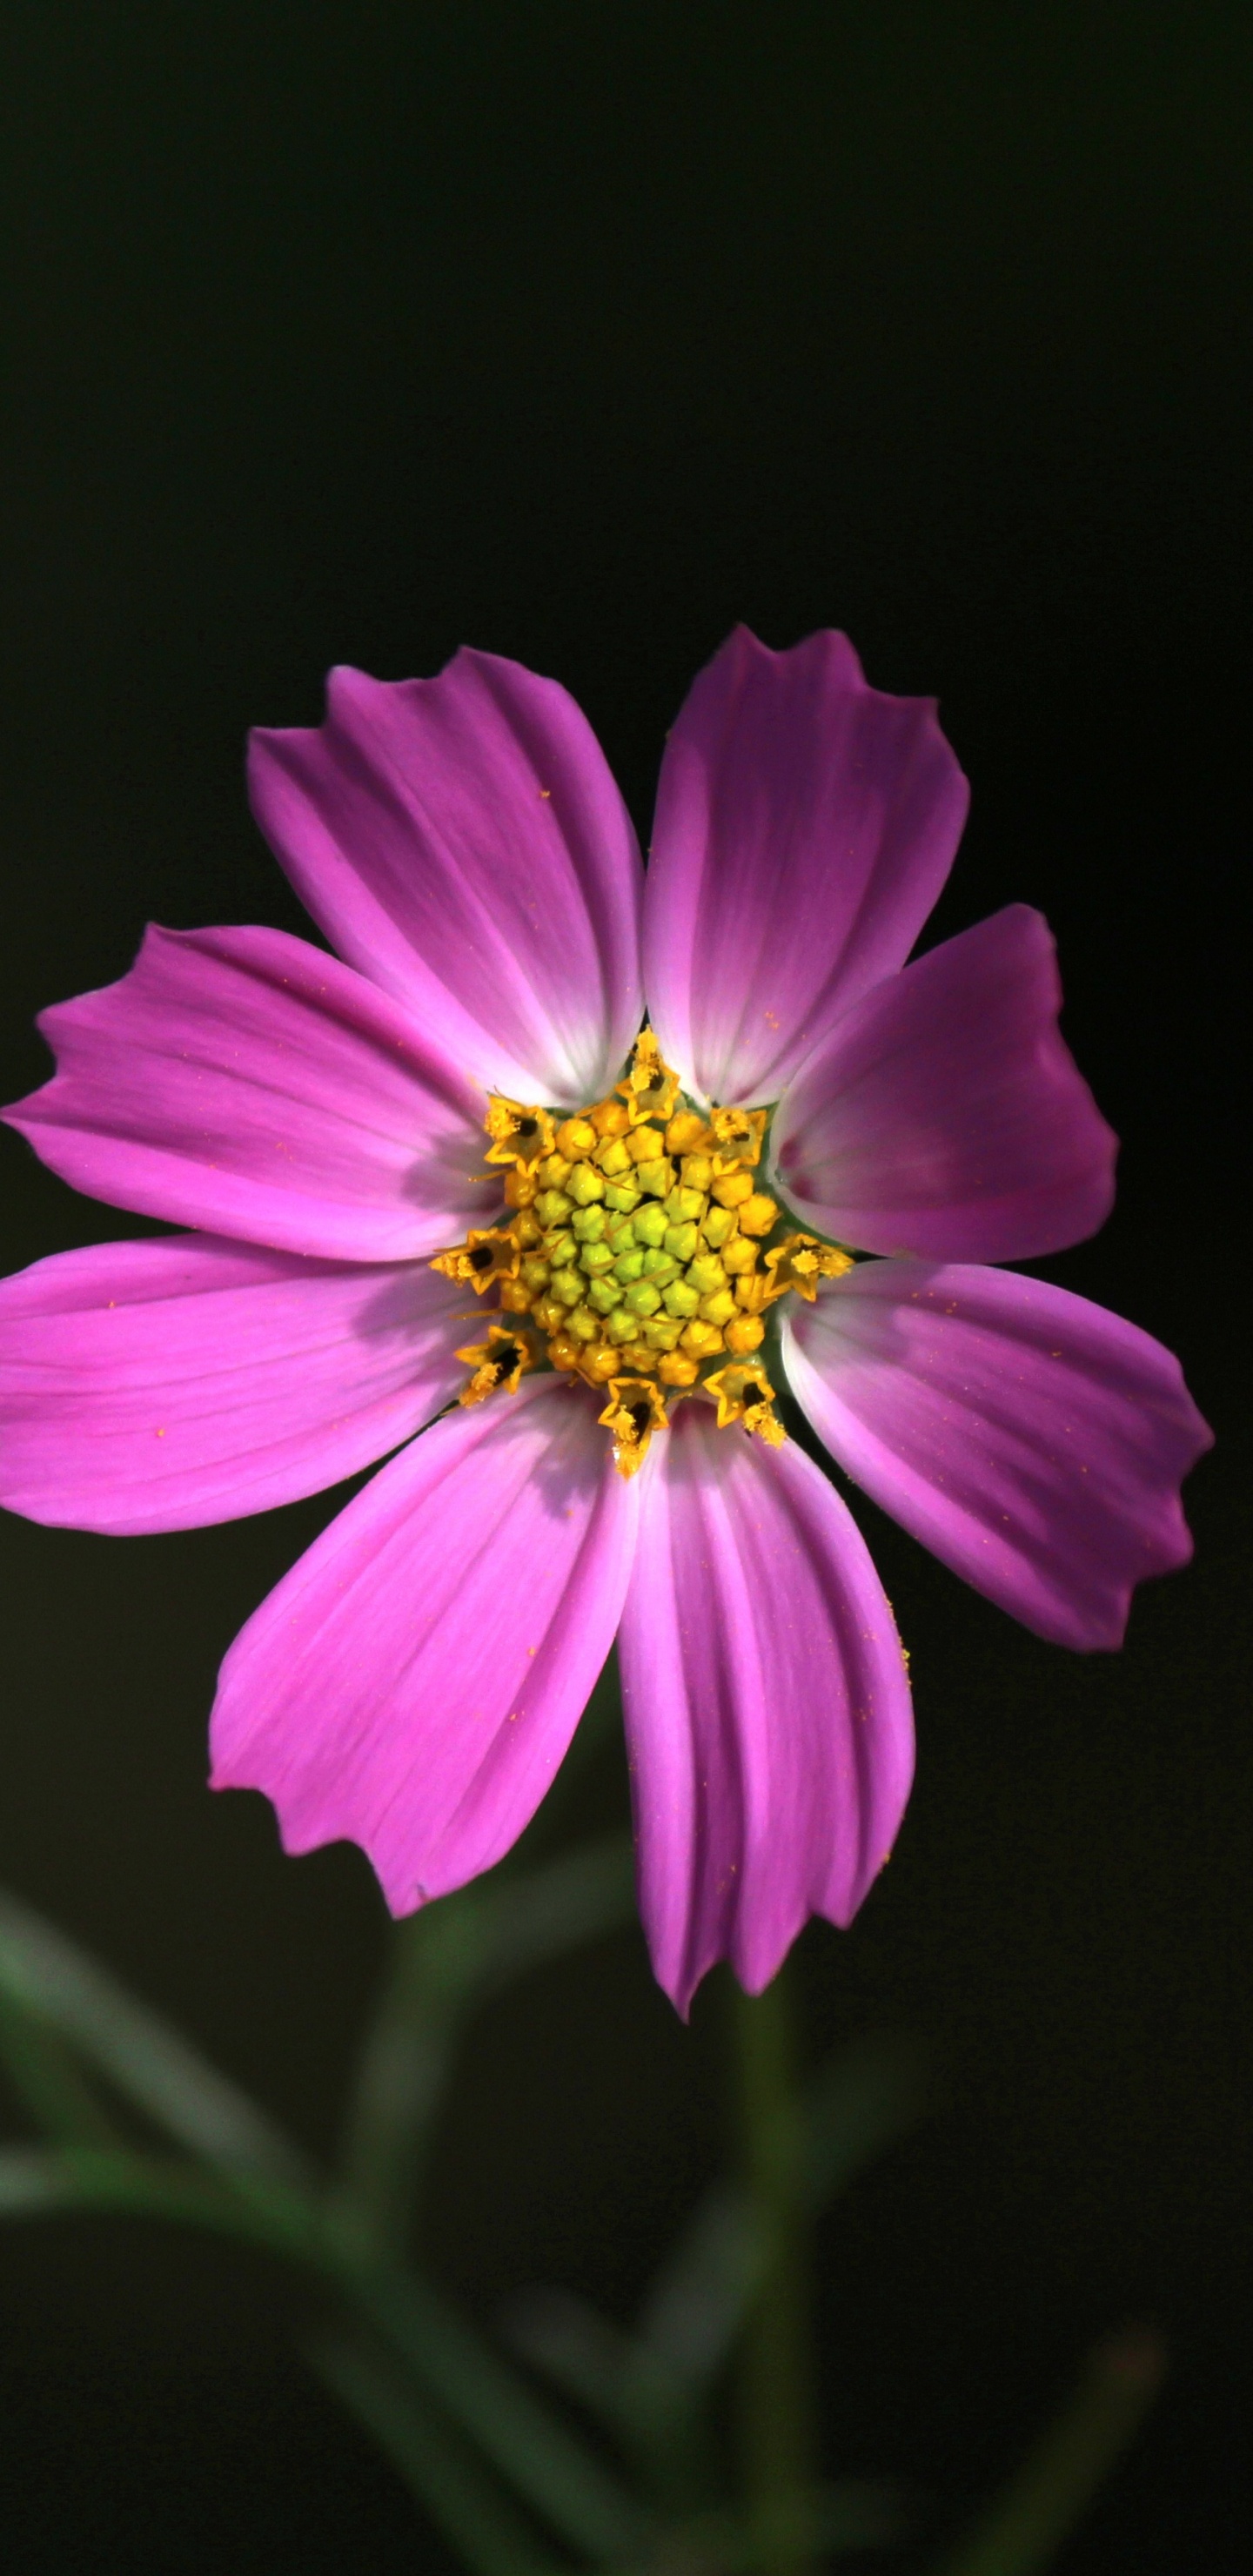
(432, 1030, 852, 1475)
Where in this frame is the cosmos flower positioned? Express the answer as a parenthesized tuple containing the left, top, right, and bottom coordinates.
(0, 632, 1210, 2010)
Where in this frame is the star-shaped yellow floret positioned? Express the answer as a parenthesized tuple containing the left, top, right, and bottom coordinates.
(431, 1228, 521, 1291)
(762, 1234, 854, 1303)
(454, 1323, 538, 1406)
(597, 1375, 670, 1477)
(616, 1029, 681, 1126)
(484, 1096, 556, 1170)
(707, 1104, 768, 1167)
(703, 1362, 786, 1445)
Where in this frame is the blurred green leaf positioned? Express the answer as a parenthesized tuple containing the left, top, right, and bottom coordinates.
(385, 1832, 636, 2023)
(620, 2035, 929, 2417)
(474, 1834, 637, 2004)
(0, 2141, 320, 2248)
(801, 2035, 930, 2214)
(0, 1889, 310, 2184)
(0, 1884, 927, 2574)
(501, 2029, 931, 2518)
(504, 2283, 640, 2426)
(0, 2137, 651, 2566)
(338, 1645, 633, 2258)
(502, 2181, 756, 2470)
(807, 2479, 904, 2556)
(502, 2279, 708, 2513)
(636, 2184, 761, 2392)
(310, 2331, 567, 2576)
(934, 2329, 1166, 2576)
(0, 1860, 651, 2567)
(340, 1832, 635, 2251)
(0, 1989, 120, 2148)
(728, 1968, 818, 2576)
(609, 2479, 904, 2573)
(352, 2246, 653, 2562)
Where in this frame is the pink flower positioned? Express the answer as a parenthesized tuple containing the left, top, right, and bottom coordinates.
(0, 631, 1210, 2011)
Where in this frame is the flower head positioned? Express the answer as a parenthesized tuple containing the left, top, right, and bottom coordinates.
(0, 630, 1211, 2011)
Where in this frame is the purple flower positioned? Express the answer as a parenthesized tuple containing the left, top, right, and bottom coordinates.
(0, 631, 1210, 2011)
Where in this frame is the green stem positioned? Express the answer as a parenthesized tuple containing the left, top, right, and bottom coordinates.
(733, 1964, 819, 2576)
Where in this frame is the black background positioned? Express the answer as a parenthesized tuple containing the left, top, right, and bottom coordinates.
(0, 5, 1247, 2568)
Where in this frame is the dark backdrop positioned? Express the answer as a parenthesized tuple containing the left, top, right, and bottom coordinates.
(0, 6, 1247, 2569)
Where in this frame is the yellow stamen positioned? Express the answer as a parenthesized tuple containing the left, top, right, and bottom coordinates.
(598, 1376, 669, 1476)
(704, 1362, 786, 1444)
(762, 1234, 855, 1303)
(616, 1029, 681, 1125)
(431, 1227, 521, 1291)
(707, 1105, 767, 1167)
(431, 1028, 854, 1459)
(455, 1323, 538, 1406)
(484, 1097, 556, 1170)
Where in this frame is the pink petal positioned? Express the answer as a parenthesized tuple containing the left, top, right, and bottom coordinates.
(0, 1234, 468, 1535)
(249, 652, 644, 1108)
(618, 1405, 914, 2015)
(783, 1262, 1213, 1650)
(211, 1375, 639, 1913)
(643, 627, 968, 1105)
(771, 907, 1118, 1260)
(3, 923, 494, 1260)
